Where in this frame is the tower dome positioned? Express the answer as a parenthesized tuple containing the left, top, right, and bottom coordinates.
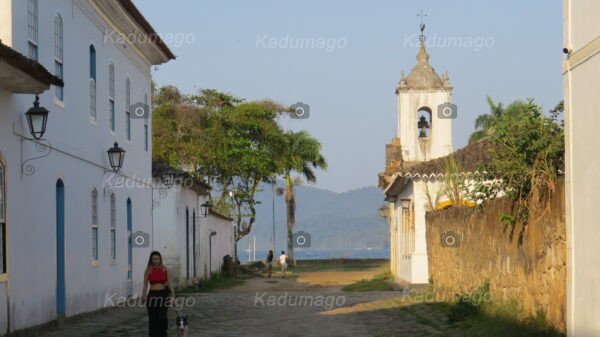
(405, 43, 444, 90)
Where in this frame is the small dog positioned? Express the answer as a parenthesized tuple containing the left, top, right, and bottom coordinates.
(175, 315, 188, 337)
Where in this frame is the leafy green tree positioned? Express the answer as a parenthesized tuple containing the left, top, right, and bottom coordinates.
(204, 100, 287, 240)
(153, 87, 287, 257)
(470, 98, 564, 228)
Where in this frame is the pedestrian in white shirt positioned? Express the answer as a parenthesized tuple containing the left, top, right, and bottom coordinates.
(279, 251, 288, 279)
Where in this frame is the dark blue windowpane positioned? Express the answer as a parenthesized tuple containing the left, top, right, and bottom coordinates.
(89, 45, 96, 80)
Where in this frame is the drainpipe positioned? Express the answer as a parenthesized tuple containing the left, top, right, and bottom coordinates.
(5, 280, 10, 335)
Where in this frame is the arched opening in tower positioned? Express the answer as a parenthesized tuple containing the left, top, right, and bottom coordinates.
(417, 107, 432, 138)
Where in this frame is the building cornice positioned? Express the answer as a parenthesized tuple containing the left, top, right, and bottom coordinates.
(88, 0, 175, 66)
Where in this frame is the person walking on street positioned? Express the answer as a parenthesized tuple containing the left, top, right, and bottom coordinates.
(141, 251, 175, 337)
(266, 250, 274, 278)
(279, 251, 288, 279)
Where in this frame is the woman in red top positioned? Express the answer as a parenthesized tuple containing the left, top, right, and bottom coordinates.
(141, 251, 174, 337)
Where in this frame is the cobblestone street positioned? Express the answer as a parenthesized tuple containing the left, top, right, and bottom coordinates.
(33, 272, 466, 337)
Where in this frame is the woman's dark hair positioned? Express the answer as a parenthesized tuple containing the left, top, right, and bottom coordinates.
(147, 251, 163, 269)
(281, 251, 285, 255)
(268, 250, 274, 260)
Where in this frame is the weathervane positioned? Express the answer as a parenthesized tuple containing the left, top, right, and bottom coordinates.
(417, 9, 427, 42)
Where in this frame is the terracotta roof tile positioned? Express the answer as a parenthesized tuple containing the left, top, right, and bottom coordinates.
(403, 139, 493, 176)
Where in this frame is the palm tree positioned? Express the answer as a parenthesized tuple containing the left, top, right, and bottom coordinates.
(469, 96, 504, 144)
(276, 131, 327, 266)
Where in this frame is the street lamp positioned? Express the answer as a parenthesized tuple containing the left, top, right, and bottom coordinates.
(107, 142, 125, 172)
(379, 204, 390, 219)
(25, 95, 49, 140)
(400, 199, 411, 209)
(200, 201, 213, 218)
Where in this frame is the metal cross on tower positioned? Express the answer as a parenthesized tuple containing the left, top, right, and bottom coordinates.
(418, 10, 427, 42)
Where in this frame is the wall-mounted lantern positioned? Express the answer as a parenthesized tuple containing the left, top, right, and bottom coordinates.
(379, 204, 390, 219)
(401, 199, 411, 209)
(200, 201, 213, 218)
(107, 142, 125, 173)
(25, 95, 49, 140)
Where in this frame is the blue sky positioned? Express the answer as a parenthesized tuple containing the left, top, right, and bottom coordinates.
(135, 0, 563, 193)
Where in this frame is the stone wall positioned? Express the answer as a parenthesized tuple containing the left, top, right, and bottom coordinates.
(425, 182, 566, 330)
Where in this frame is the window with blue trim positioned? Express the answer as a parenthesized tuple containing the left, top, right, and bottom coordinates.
(54, 14, 63, 101)
(126, 78, 131, 140)
(90, 45, 96, 119)
(109, 63, 115, 131)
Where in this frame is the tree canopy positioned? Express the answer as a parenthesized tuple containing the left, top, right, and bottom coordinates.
(152, 86, 326, 242)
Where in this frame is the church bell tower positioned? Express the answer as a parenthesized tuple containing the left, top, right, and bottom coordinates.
(395, 23, 453, 166)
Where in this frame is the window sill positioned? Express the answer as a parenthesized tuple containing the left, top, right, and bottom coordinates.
(89, 117, 98, 126)
(0, 274, 7, 283)
(91, 260, 100, 267)
(110, 260, 117, 266)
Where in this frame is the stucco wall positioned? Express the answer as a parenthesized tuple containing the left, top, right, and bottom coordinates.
(208, 215, 234, 274)
(152, 183, 210, 288)
(425, 183, 566, 331)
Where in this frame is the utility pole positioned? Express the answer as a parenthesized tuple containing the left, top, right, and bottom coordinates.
(272, 181, 276, 253)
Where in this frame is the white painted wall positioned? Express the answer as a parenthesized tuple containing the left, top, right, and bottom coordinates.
(0, 0, 158, 333)
(390, 179, 455, 285)
(208, 214, 235, 274)
(152, 184, 235, 286)
(152, 182, 210, 288)
(564, 1, 600, 335)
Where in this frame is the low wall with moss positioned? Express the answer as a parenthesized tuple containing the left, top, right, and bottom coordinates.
(425, 183, 566, 330)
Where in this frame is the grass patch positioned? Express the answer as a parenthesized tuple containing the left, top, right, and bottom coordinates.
(341, 272, 393, 292)
(291, 262, 385, 273)
(426, 282, 565, 337)
(428, 302, 565, 337)
(415, 315, 440, 329)
(176, 274, 244, 294)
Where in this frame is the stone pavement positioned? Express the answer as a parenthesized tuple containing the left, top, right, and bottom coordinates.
(32, 276, 465, 337)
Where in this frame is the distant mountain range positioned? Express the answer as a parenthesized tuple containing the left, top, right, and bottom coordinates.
(237, 183, 389, 253)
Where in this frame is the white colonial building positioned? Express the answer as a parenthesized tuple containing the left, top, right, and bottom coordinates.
(152, 162, 235, 289)
(563, 1, 600, 335)
(379, 30, 460, 286)
(0, 0, 174, 334)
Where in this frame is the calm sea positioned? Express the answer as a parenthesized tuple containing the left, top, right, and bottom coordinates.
(238, 247, 390, 264)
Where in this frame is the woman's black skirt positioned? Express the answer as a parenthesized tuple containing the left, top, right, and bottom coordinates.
(146, 288, 171, 337)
